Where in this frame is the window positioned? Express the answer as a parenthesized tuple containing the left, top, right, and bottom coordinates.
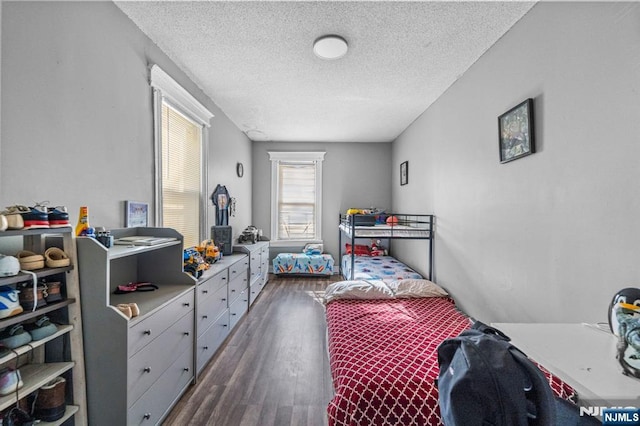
(269, 151, 325, 245)
(150, 65, 213, 247)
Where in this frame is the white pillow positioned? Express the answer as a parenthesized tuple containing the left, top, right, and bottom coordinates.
(388, 279, 448, 298)
(324, 280, 393, 304)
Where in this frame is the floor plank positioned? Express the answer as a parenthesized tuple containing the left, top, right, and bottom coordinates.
(162, 274, 340, 426)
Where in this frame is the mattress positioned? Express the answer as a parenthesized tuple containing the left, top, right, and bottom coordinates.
(339, 223, 432, 239)
(341, 255, 422, 282)
(272, 252, 334, 275)
(325, 296, 577, 426)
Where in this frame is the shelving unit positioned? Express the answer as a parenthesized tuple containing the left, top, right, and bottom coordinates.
(0, 227, 87, 425)
(76, 227, 195, 425)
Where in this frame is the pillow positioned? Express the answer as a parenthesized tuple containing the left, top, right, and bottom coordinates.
(388, 279, 448, 298)
(304, 243, 323, 255)
(323, 280, 393, 304)
(345, 243, 370, 256)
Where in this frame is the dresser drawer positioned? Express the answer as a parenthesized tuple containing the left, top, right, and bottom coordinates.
(197, 283, 228, 337)
(229, 289, 248, 329)
(229, 257, 248, 279)
(128, 311, 193, 405)
(197, 270, 227, 302)
(196, 311, 230, 373)
(128, 290, 194, 356)
(228, 272, 247, 305)
(128, 346, 193, 425)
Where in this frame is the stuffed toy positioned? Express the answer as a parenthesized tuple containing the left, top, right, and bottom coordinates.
(609, 287, 640, 379)
(370, 240, 387, 257)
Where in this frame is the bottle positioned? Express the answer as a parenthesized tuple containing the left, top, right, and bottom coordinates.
(76, 206, 90, 236)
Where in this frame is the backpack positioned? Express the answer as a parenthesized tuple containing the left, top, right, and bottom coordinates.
(436, 322, 599, 426)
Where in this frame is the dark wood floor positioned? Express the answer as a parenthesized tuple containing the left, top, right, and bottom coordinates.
(163, 274, 341, 426)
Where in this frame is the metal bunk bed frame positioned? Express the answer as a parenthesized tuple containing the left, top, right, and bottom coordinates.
(338, 213, 435, 281)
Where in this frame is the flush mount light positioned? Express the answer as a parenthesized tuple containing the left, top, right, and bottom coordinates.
(313, 35, 348, 60)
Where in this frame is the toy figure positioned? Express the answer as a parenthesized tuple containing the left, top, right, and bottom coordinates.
(609, 287, 640, 379)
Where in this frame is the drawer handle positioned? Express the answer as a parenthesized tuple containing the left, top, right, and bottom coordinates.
(202, 290, 209, 294)
(231, 289, 236, 293)
(231, 313, 236, 316)
(183, 302, 190, 307)
(203, 315, 208, 319)
(144, 413, 151, 420)
(144, 330, 152, 336)
(144, 367, 151, 373)
(183, 332, 190, 336)
(232, 270, 236, 274)
(222, 324, 228, 327)
(222, 277, 226, 280)
(204, 346, 209, 350)
(221, 298, 226, 302)
(183, 367, 190, 372)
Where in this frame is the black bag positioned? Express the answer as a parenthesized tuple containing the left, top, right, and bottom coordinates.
(437, 322, 599, 426)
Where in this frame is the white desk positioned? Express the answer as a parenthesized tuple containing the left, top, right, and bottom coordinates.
(492, 323, 640, 407)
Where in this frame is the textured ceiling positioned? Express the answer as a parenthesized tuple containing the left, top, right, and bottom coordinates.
(115, 1, 535, 143)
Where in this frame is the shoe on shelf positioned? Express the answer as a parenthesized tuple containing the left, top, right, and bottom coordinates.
(47, 206, 71, 228)
(16, 250, 45, 270)
(0, 255, 20, 277)
(33, 376, 66, 422)
(0, 206, 25, 230)
(0, 285, 23, 319)
(17, 282, 48, 311)
(44, 247, 70, 268)
(0, 324, 33, 349)
(116, 303, 139, 319)
(0, 367, 24, 396)
(43, 281, 63, 303)
(5, 203, 50, 230)
(24, 316, 58, 341)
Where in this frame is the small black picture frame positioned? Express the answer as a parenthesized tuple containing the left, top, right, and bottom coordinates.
(400, 161, 408, 186)
(498, 98, 535, 163)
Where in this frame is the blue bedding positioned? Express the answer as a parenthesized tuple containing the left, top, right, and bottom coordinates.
(273, 253, 335, 275)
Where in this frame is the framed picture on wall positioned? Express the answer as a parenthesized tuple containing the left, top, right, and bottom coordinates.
(498, 98, 535, 163)
(400, 161, 409, 185)
(125, 201, 148, 228)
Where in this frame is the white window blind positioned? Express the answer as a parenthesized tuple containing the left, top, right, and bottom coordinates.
(150, 65, 213, 248)
(269, 151, 325, 245)
(161, 103, 201, 248)
(278, 162, 316, 240)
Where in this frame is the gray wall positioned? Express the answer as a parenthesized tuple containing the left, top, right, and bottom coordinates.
(392, 2, 640, 325)
(1, 1, 252, 237)
(252, 141, 392, 262)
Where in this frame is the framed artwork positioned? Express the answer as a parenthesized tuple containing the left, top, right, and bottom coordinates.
(498, 98, 535, 163)
(125, 201, 148, 228)
(400, 161, 409, 186)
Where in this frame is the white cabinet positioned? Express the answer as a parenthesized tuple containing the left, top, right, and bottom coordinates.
(0, 227, 87, 425)
(76, 227, 194, 425)
(233, 241, 270, 307)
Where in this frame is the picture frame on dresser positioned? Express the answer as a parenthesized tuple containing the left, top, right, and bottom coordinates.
(124, 201, 148, 228)
(498, 98, 535, 164)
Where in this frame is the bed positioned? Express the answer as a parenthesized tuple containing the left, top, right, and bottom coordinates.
(341, 255, 422, 282)
(338, 213, 434, 281)
(323, 279, 578, 426)
(272, 252, 334, 276)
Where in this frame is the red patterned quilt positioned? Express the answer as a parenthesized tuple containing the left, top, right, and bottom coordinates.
(325, 297, 575, 426)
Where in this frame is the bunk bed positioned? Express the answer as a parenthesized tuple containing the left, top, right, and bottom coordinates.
(338, 213, 434, 282)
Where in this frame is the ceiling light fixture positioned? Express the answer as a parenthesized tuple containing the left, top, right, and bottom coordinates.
(313, 35, 348, 60)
